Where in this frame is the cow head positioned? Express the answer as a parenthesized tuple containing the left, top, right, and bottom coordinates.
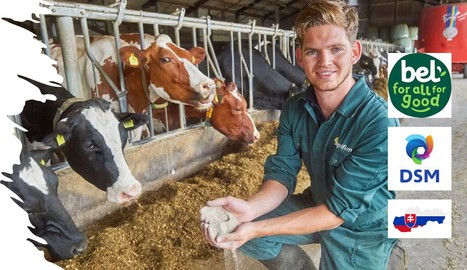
(120, 34, 216, 110)
(1, 146, 87, 261)
(353, 53, 377, 82)
(42, 98, 147, 204)
(209, 80, 260, 144)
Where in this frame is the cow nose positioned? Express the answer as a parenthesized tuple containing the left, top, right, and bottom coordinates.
(118, 182, 142, 203)
(253, 130, 261, 143)
(72, 238, 88, 255)
(199, 80, 216, 98)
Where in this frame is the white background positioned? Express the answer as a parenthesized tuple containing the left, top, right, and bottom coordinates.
(0, 0, 63, 269)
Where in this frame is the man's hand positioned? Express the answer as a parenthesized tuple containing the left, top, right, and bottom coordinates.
(200, 196, 256, 250)
(203, 196, 256, 223)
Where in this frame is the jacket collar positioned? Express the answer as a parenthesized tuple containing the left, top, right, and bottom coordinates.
(299, 75, 370, 119)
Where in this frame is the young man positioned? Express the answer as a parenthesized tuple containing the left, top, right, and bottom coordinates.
(201, 1, 401, 269)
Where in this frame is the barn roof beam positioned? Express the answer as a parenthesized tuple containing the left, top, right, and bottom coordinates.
(235, 0, 262, 22)
(142, 0, 158, 11)
(186, 0, 210, 15)
(262, 0, 301, 22)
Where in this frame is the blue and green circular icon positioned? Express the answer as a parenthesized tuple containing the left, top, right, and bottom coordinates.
(389, 53, 451, 118)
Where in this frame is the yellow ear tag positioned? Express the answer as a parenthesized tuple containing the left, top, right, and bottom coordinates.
(123, 119, 134, 129)
(191, 56, 196, 63)
(39, 159, 46, 166)
(205, 107, 213, 118)
(129, 53, 139, 66)
(56, 134, 65, 146)
(214, 94, 219, 103)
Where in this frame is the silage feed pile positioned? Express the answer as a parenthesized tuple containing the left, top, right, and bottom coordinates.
(56, 121, 309, 270)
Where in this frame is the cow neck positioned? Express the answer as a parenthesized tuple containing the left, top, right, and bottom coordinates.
(204, 93, 221, 126)
(52, 97, 85, 128)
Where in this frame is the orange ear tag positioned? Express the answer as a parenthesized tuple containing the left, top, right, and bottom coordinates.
(129, 53, 139, 66)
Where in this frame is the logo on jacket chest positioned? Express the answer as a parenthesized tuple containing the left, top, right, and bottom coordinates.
(334, 136, 353, 153)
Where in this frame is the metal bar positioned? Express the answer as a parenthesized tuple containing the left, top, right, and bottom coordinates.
(153, 24, 160, 36)
(204, 16, 222, 80)
(139, 22, 154, 138)
(230, 31, 235, 83)
(173, 8, 186, 129)
(292, 32, 297, 65)
(42, 1, 297, 38)
(202, 28, 210, 78)
(111, 21, 129, 113)
(262, 34, 270, 65)
(39, 14, 50, 57)
(247, 20, 255, 110)
(272, 24, 279, 70)
(79, 18, 124, 102)
(55, 16, 84, 98)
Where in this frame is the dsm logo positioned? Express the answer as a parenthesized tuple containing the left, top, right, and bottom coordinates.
(401, 134, 438, 184)
(405, 134, 433, 165)
(388, 127, 451, 191)
(388, 53, 451, 118)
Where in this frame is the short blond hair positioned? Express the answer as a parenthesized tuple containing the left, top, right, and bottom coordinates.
(294, 0, 359, 46)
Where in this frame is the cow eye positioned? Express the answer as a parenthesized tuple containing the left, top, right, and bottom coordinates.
(161, 57, 170, 63)
(87, 141, 96, 150)
(46, 221, 63, 234)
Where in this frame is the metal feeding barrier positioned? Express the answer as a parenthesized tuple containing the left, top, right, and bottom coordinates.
(38, 0, 297, 143)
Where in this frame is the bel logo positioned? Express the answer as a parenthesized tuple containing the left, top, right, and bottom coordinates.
(388, 53, 451, 118)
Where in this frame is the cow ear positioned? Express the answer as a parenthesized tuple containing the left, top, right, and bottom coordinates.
(30, 148, 57, 166)
(120, 46, 148, 69)
(41, 119, 73, 148)
(188, 47, 206, 64)
(115, 112, 149, 131)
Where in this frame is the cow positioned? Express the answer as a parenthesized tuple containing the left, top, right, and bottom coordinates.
(152, 79, 260, 144)
(353, 52, 377, 85)
(255, 41, 308, 90)
(50, 34, 216, 139)
(1, 141, 87, 261)
(215, 43, 299, 110)
(19, 75, 147, 204)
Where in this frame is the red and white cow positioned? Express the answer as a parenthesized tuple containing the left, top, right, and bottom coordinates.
(50, 33, 216, 139)
(152, 79, 260, 144)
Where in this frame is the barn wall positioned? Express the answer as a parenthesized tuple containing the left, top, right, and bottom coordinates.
(56, 109, 280, 228)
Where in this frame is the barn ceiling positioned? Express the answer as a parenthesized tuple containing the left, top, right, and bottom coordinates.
(56, 0, 311, 27)
(50, 0, 463, 30)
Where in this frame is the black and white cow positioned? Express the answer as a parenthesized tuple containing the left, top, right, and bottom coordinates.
(1, 143, 87, 261)
(19, 75, 148, 204)
(256, 42, 308, 90)
(353, 52, 377, 85)
(215, 43, 298, 110)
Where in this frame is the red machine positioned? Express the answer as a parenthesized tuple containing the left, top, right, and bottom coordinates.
(417, 3, 467, 77)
